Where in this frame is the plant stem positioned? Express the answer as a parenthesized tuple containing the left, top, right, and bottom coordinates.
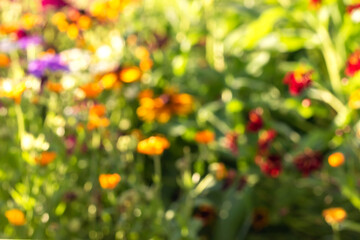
(153, 155, 162, 197)
(15, 104, 25, 142)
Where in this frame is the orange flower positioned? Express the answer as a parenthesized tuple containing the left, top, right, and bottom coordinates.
(212, 163, 228, 180)
(99, 173, 121, 189)
(349, 89, 360, 109)
(140, 58, 153, 71)
(46, 81, 63, 93)
(80, 82, 103, 98)
(77, 15, 92, 30)
(195, 130, 215, 144)
(137, 136, 170, 155)
(5, 209, 26, 226)
(136, 90, 193, 123)
(322, 208, 347, 224)
(328, 152, 345, 167)
(87, 104, 110, 130)
(0, 81, 27, 104)
(36, 151, 57, 166)
(0, 54, 10, 67)
(171, 93, 193, 115)
(119, 66, 142, 83)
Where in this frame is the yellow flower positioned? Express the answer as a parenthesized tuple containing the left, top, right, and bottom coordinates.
(322, 208, 347, 224)
(137, 136, 170, 155)
(5, 209, 26, 226)
(349, 89, 360, 109)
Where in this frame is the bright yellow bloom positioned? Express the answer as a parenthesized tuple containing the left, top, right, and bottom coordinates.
(349, 89, 360, 109)
(137, 136, 170, 155)
(119, 66, 142, 83)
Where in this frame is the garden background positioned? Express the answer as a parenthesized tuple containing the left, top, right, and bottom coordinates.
(1, 0, 360, 239)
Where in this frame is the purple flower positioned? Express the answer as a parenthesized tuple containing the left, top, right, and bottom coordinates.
(28, 54, 68, 78)
(17, 36, 42, 49)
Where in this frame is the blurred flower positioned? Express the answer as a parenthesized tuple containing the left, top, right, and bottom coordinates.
(137, 136, 170, 155)
(195, 130, 215, 144)
(46, 81, 63, 93)
(63, 191, 77, 202)
(99, 173, 121, 189)
(322, 208, 347, 224)
(79, 82, 103, 98)
(283, 68, 312, 96)
(87, 104, 110, 130)
(20, 13, 41, 30)
(349, 89, 360, 109)
(293, 150, 322, 176)
(137, 89, 193, 123)
(36, 151, 57, 166)
(257, 154, 282, 178)
(65, 135, 77, 155)
(252, 207, 269, 230)
(258, 129, 277, 151)
(246, 110, 263, 132)
(60, 48, 91, 72)
(0, 38, 18, 53)
(309, 0, 321, 9)
(0, 80, 26, 104)
(193, 204, 216, 226)
(98, 73, 118, 89)
(28, 54, 68, 78)
(347, 4, 360, 23)
(41, 0, 68, 9)
(119, 66, 142, 83)
(17, 36, 42, 49)
(328, 152, 345, 167)
(225, 132, 238, 155)
(346, 50, 360, 76)
(210, 162, 228, 180)
(5, 209, 26, 226)
(0, 53, 10, 67)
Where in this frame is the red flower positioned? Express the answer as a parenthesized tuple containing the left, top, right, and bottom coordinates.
(346, 4, 360, 14)
(309, 0, 321, 9)
(258, 155, 282, 178)
(225, 132, 238, 155)
(293, 150, 323, 176)
(283, 68, 312, 96)
(246, 110, 263, 132)
(258, 129, 277, 151)
(345, 50, 360, 77)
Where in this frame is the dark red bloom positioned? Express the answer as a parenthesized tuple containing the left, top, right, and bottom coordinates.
(258, 129, 277, 151)
(347, 4, 360, 14)
(345, 50, 360, 77)
(283, 69, 312, 96)
(259, 155, 282, 178)
(246, 110, 263, 132)
(41, 0, 67, 9)
(65, 135, 77, 155)
(193, 205, 216, 226)
(225, 132, 238, 155)
(293, 150, 323, 176)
